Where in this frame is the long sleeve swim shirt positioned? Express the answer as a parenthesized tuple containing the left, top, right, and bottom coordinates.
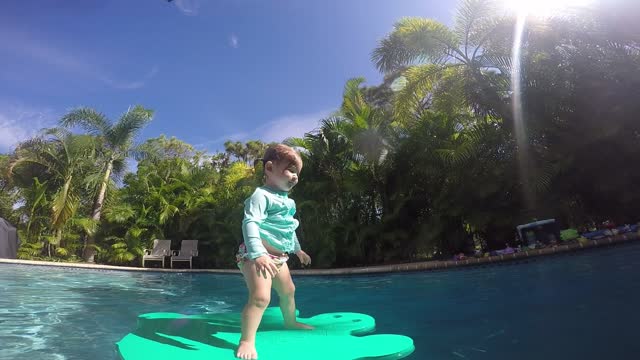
(241, 186, 302, 260)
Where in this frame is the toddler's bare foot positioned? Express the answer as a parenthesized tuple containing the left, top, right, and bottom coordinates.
(236, 340, 258, 359)
(285, 321, 314, 330)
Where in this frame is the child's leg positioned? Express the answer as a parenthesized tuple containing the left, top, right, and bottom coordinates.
(237, 261, 272, 360)
(272, 263, 314, 330)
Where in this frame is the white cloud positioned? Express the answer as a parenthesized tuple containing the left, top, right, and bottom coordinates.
(0, 102, 57, 152)
(259, 110, 332, 143)
(196, 131, 249, 149)
(99, 66, 160, 90)
(173, 0, 201, 16)
(229, 34, 239, 49)
(197, 109, 333, 152)
(0, 27, 158, 90)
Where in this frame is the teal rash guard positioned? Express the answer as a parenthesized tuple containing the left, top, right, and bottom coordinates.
(241, 186, 302, 260)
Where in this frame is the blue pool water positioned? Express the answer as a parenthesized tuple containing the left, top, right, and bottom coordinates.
(2, 243, 640, 360)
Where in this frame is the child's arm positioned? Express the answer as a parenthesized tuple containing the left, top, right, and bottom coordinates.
(242, 193, 270, 260)
(292, 231, 311, 266)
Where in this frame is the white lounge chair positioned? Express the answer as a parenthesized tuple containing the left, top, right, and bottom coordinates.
(171, 240, 199, 269)
(142, 239, 172, 268)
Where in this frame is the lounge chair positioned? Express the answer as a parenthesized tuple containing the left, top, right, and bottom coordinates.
(142, 239, 172, 268)
(171, 240, 199, 269)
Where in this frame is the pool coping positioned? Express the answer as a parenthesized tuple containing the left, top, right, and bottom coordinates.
(1, 232, 638, 275)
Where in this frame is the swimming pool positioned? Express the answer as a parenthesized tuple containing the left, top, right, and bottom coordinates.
(2, 242, 639, 360)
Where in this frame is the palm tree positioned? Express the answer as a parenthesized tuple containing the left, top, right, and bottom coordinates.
(371, 0, 512, 120)
(60, 105, 153, 261)
(0, 154, 18, 222)
(286, 78, 397, 264)
(19, 177, 49, 244)
(10, 129, 97, 255)
(289, 77, 392, 204)
(371, 0, 546, 214)
(224, 141, 248, 163)
(245, 140, 269, 165)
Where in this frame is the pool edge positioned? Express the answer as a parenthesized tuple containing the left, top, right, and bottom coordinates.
(1, 232, 638, 275)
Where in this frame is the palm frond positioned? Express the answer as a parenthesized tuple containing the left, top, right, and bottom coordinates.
(60, 107, 110, 136)
(103, 203, 136, 224)
(51, 179, 78, 229)
(17, 242, 44, 258)
(11, 138, 64, 179)
(397, 18, 460, 60)
(107, 105, 153, 148)
(394, 64, 448, 121)
(159, 203, 179, 225)
(470, 15, 517, 62)
(372, 17, 458, 73)
(68, 217, 99, 236)
(284, 137, 309, 150)
(42, 127, 72, 140)
(372, 32, 423, 73)
(129, 142, 159, 163)
(29, 177, 48, 212)
(477, 53, 513, 74)
(111, 157, 127, 178)
(532, 160, 563, 194)
(343, 77, 367, 100)
(436, 122, 494, 166)
(82, 171, 104, 192)
(454, 0, 496, 54)
(67, 135, 99, 167)
(111, 241, 128, 249)
(125, 226, 145, 240)
(431, 66, 472, 113)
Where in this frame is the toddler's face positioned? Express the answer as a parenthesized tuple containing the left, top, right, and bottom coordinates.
(266, 160, 301, 192)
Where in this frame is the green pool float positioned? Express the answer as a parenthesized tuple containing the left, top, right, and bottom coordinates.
(117, 307, 415, 360)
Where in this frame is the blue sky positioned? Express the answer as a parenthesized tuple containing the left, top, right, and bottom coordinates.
(0, 0, 455, 155)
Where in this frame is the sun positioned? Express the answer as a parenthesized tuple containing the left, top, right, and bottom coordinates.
(500, 0, 594, 17)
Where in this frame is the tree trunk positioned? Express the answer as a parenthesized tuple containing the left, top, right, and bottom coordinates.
(83, 160, 113, 262)
(55, 228, 63, 257)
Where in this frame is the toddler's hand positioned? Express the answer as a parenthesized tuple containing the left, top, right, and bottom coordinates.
(296, 250, 312, 266)
(254, 255, 279, 278)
